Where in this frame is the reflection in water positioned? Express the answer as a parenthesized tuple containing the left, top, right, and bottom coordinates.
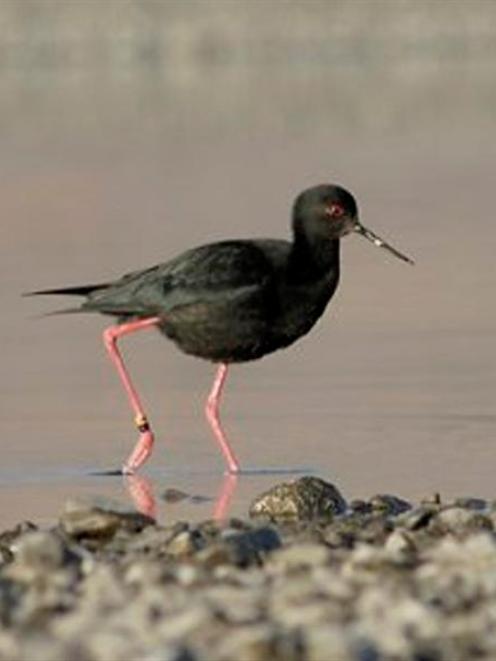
(124, 472, 240, 521)
(212, 473, 239, 521)
(124, 468, 311, 521)
(124, 474, 158, 519)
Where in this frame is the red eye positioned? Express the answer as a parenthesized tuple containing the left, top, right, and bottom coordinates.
(325, 203, 345, 218)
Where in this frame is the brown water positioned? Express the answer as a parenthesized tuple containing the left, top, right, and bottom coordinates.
(1, 2, 496, 527)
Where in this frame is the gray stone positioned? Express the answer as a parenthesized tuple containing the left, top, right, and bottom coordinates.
(369, 494, 412, 516)
(384, 530, 417, 561)
(0, 522, 37, 549)
(162, 488, 191, 503)
(304, 625, 352, 661)
(60, 509, 122, 540)
(167, 530, 205, 557)
(202, 585, 263, 624)
(349, 499, 373, 515)
(9, 531, 71, 573)
(430, 507, 493, 536)
(268, 542, 330, 573)
(249, 477, 346, 521)
(396, 506, 437, 531)
(60, 501, 154, 540)
(197, 526, 281, 569)
(142, 647, 197, 661)
(215, 625, 274, 661)
(454, 497, 487, 511)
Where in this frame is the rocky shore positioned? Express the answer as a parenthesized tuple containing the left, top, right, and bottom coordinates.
(1, 477, 496, 661)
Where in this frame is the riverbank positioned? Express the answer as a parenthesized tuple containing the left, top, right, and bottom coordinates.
(0, 477, 495, 660)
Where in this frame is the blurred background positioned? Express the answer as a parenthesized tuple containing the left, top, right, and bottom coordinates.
(1, 1, 496, 526)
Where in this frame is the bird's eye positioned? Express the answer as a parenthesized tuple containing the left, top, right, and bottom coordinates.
(325, 203, 345, 219)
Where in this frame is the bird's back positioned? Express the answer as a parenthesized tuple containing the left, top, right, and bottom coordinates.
(81, 237, 337, 362)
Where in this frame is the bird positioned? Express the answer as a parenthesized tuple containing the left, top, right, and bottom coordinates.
(27, 184, 413, 475)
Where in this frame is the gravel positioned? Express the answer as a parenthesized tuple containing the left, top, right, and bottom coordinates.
(1, 476, 496, 660)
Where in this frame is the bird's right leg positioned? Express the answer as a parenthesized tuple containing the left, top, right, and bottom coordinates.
(103, 317, 161, 474)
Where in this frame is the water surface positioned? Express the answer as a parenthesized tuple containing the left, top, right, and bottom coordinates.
(1, 2, 495, 527)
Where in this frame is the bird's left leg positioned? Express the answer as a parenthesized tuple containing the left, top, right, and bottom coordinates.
(204, 363, 241, 473)
(213, 473, 239, 520)
(103, 316, 161, 474)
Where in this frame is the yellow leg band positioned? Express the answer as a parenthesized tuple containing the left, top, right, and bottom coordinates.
(134, 414, 150, 432)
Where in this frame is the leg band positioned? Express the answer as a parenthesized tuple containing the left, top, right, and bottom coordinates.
(135, 413, 150, 433)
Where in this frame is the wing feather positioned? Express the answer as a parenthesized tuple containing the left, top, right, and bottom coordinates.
(83, 240, 277, 316)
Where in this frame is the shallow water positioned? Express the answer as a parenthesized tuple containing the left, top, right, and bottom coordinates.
(1, 2, 496, 528)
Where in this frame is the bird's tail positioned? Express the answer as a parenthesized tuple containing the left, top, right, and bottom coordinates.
(23, 283, 108, 297)
(23, 283, 109, 316)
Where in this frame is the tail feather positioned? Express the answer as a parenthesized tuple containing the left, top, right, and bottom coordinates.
(23, 283, 108, 297)
(30, 307, 100, 318)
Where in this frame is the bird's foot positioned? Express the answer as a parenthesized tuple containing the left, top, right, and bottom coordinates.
(122, 429, 155, 474)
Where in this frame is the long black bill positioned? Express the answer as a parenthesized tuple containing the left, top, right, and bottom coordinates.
(354, 224, 414, 265)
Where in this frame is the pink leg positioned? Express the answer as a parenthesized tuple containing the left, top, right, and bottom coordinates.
(103, 317, 161, 474)
(204, 363, 240, 473)
(124, 474, 157, 519)
(213, 473, 239, 520)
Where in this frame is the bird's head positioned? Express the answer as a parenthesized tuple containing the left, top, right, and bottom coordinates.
(293, 184, 414, 264)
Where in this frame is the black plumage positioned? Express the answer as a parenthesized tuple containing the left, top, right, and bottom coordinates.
(29, 184, 412, 363)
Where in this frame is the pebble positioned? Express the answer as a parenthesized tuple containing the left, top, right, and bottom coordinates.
(368, 494, 412, 516)
(60, 501, 154, 541)
(429, 507, 493, 536)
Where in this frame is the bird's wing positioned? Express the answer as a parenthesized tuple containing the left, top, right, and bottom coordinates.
(83, 240, 283, 316)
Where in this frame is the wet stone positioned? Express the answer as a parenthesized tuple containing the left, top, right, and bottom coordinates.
(124, 525, 181, 555)
(0, 522, 37, 549)
(142, 646, 197, 661)
(0, 544, 13, 566)
(396, 506, 438, 531)
(268, 542, 330, 573)
(304, 626, 352, 661)
(197, 526, 281, 568)
(167, 529, 206, 557)
(323, 515, 392, 549)
(215, 625, 274, 661)
(429, 507, 493, 536)
(189, 495, 212, 504)
(0, 579, 25, 627)
(60, 500, 155, 542)
(221, 526, 281, 553)
(9, 531, 75, 573)
(161, 489, 212, 505)
(369, 494, 412, 516)
(383, 530, 417, 562)
(249, 477, 347, 522)
(454, 497, 487, 511)
(349, 499, 373, 515)
(162, 488, 191, 503)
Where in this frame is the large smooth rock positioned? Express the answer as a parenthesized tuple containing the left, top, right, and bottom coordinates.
(249, 477, 347, 521)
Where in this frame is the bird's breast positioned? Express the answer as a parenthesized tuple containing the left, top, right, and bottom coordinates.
(158, 272, 338, 363)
